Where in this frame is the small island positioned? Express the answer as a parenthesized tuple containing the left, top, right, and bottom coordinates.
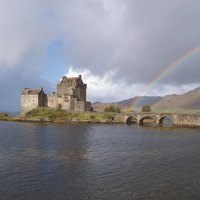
(0, 75, 119, 124)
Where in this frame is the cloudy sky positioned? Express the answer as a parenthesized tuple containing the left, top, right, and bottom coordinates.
(0, 0, 200, 111)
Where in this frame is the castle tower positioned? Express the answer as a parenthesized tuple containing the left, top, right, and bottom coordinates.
(56, 75, 89, 111)
(21, 87, 46, 115)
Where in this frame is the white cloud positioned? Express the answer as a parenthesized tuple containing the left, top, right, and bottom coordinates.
(145, 84, 200, 97)
(66, 67, 144, 102)
(66, 67, 199, 102)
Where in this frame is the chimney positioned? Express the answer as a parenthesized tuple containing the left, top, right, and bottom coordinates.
(62, 76, 66, 80)
(78, 75, 82, 79)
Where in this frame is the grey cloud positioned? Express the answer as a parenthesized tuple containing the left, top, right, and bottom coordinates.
(0, 0, 200, 110)
(0, 65, 52, 112)
(52, 0, 200, 84)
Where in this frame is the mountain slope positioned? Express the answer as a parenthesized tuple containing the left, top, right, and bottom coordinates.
(92, 96, 162, 112)
(153, 87, 200, 109)
(92, 87, 200, 112)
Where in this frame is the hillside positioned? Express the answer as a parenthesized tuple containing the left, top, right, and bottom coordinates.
(153, 87, 200, 109)
(92, 87, 200, 112)
(92, 102, 132, 112)
(92, 96, 162, 112)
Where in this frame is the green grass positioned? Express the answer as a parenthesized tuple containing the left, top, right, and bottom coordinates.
(25, 108, 114, 122)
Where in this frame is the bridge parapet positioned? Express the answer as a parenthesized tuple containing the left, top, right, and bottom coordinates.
(172, 113, 200, 127)
(113, 112, 200, 127)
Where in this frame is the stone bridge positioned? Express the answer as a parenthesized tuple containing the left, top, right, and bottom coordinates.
(113, 112, 200, 127)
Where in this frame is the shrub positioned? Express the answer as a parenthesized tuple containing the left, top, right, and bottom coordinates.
(0, 113, 8, 118)
(104, 105, 121, 113)
(90, 115, 95, 120)
(142, 105, 151, 112)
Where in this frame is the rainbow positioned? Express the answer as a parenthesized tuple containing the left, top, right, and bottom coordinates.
(132, 45, 200, 109)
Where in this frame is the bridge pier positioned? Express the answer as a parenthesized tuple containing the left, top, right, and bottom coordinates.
(157, 119, 162, 126)
(137, 119, 143, 125)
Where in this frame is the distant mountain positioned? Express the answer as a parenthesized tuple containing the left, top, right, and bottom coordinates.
(92, 96, 163, 112)
(92, 102, 115, 112)
(153, 87, 200, 109)
(92, 87, 200, 112)
(133, 96, 163, 107)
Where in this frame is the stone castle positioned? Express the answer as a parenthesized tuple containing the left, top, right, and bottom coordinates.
(21, 75, 91, 115)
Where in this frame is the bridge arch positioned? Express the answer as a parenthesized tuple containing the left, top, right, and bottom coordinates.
(126, 116, 137, 125)
(138, 116, 157, 125)
(158, 116, 173, 126)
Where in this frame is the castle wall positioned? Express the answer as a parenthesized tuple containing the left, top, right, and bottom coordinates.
(38, 92, 45, 107)
(57, 96, 71, 110)
(74, 100, 86, 112)
(75, 84, 86, 101)
(86, 101, 91, 111)
(21, 94, 39, 115)
(57, 83, 69, 96)
(47, 93, 57, 108)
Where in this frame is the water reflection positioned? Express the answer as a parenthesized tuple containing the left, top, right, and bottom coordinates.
(162, 117, 173, 127)
(1, 122, 200, 199)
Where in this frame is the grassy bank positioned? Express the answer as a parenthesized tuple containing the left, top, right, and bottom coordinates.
(24, 108, 115, 123)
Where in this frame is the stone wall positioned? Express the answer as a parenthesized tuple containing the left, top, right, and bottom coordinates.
(74, 100, 86, 112)
(86, 102, 91, 111)
(74, 84, 87, 101)
(57, 75, 87, 101)
(21, 88, 46, 115)
(172, 114, 200, 127)
(21, 94, 39, 115)
(47, 93, 57, 108)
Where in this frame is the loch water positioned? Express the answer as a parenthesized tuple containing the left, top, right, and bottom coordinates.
(0, 121, 200, 200)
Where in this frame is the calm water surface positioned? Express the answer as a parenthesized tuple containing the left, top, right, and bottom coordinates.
(0, 121, 200, 200)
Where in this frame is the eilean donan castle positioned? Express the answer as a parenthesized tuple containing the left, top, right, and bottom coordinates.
(21, 75, 91, 115)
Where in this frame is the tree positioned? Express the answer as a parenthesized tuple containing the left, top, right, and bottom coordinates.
(142, 105, 151, 112)
(104, 104, 121, 113)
